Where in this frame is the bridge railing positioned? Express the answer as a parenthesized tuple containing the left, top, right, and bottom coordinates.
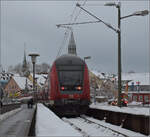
(0, 103, 21, 114)
(87, 108, 149, 135)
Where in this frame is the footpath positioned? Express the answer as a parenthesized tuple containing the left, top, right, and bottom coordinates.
(0, 104, 35, 137)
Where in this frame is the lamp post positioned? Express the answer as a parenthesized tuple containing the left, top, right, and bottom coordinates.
(28, 53, 39, 98)
(104, 2, 149, 107)
(104, 2, 122, 107)
(76, 2, 149, 107)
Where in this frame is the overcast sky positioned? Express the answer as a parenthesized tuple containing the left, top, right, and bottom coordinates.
(1, 0, 149, 73)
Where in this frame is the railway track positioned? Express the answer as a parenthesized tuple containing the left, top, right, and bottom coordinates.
(62, 115, 128, 137)
(45, 104, 147, 136)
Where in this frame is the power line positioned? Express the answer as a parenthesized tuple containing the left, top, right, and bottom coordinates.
(57, 20, 101, 26)
(56, 2, 76, 58)
(56, 0, 88, 57)
(73, 0, 88, 22)
(56, 31, 70, 58)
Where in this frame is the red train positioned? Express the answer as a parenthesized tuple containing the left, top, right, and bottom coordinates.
(47, 54, 90, 115)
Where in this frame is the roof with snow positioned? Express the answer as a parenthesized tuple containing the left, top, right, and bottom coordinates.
(122, 73, 150, 86)
(0, 72, 13, 81)
(30, 73, 47, 87)
(36, 74, 47, 87)
(91, 70, 105, 79)
(91, 70, 115, 80)
(13, 76, 32, 90)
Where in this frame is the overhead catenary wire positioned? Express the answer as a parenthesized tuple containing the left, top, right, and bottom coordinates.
(76, 3, 119, 33)
(56, 1, 78, 58)
(56, 0, 88, 58)
(56, 32, 69, 58)
(73, 0, 88, 22)
(56, 7, 75, 58)
(57, 20, 101, 27)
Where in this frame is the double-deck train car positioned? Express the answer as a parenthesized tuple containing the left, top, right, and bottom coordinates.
(47, 54, 90, 115)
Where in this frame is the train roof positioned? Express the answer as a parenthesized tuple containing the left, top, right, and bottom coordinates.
(55, 54, 85, 66)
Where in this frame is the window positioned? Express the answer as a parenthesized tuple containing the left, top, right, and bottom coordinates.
(56, 65, 84, 86)
(139, 95, 143, 102)
(133, 95, 138, 101)
(58, 70, 83, 86)
(144, 95, 149, 102)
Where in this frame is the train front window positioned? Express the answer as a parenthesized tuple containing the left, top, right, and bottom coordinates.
(58, 71, 83, 86)
(56, 65, 84, 88)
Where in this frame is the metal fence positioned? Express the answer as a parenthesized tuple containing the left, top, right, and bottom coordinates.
(0, 103, 21, 114)
(87, 108, 150, 135)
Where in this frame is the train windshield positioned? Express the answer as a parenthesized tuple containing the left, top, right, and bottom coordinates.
(56, 65, 84, 86)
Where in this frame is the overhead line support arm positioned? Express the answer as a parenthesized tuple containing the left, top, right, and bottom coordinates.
(56, 21, 101, 27)
(76, 3, 119, 33)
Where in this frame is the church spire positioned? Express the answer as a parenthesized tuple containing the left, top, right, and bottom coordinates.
(68, 31, 77, 55)
(22, 43, 29, 76)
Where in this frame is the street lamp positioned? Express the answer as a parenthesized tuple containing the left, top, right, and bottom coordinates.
(84, 56, 91, 61)
(104, 2, 149, 107)
(132, 10, 149, 16)
(121, 10, 149, 19)
(28, 53, 40, 97)
(76, 2, 149, 107)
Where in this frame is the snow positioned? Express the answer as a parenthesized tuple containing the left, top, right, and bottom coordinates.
(127, 91, 150, 94)
(63, 117, 124, 136)
(91, 70, 105, 79)
(13, 76, 32, 90)
(35, 103, 149, 136)
(0, 107, 22, 122)
(122, 73, 150, 86)
(96, 96, 107, 99)
(91, 70, 115, 80)
(35, 103, 82, 136)
(90, 102, 150, 116)
(83, 116, 147, 137)
(17, 96, 33, 101)
(35, 74, 47, 87)
(30, 73, 47, 87)
(129, 101, 143, 105)
(91, 70, 150, 86)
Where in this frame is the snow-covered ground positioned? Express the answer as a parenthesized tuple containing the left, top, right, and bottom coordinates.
(90, 102, 150, 116)
(35, 103, 82, 136)
(83, 116, 147, 137)
(63, 117, 125, 137)
(36, 103, 149, 136)
(63, 116, 146, 137)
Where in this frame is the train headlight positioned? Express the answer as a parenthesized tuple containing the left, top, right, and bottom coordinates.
(76, 86, 82, 90)
(61, 86, 65, 90)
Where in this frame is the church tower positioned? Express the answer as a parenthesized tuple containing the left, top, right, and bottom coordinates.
(68, 31, 77, 55)
(22, 44, 29, 77)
